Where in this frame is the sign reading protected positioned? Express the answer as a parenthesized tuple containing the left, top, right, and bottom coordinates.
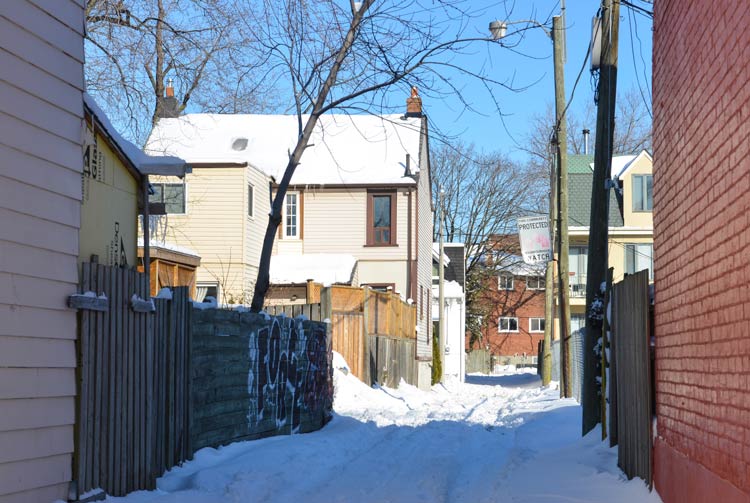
(517, 215, 552, 265)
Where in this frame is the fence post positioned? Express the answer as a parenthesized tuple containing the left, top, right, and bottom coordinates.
(362, 287, 371, 386)
(321, 287, 333, 362)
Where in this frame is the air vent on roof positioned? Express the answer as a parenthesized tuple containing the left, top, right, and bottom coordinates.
(231, 137, 248, 151)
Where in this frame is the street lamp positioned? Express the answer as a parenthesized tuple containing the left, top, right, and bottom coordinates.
(489, 19, 552, 40)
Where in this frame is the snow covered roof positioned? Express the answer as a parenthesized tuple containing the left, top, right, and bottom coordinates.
(432, 243, 450, 267)
(431, 280, 464, 298)
(270, 254, 356, 286)
(145, 113, 424, 185)
(83, 93, 188, 177)
(582, 150, 651, 179)
(495, 254, 546, 276)
(137, 238, 199, 258)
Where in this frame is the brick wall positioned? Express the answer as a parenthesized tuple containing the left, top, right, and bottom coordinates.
(480, 275, 545, 357)
(653, 1, 750, 501)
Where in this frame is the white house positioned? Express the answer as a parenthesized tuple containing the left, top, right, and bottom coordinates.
(432, 243, 467, 382)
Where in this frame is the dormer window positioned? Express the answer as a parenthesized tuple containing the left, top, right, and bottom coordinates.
(633, 174, 653, 211)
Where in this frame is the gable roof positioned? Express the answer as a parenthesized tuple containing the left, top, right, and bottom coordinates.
(145, 113, 424, 186)
(83, 93, 188, 178)
(567, 150, 649, 179)
(568, 172, 623, 228)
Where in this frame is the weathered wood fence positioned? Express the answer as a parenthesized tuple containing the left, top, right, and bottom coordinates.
(72, 263, 190, 499)
(466, 349, 491, 374)
(267, 286, 417, 387)
(610, 269, 653, 485)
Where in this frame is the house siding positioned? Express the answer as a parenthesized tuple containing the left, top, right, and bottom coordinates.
(243, 167, 270, 295)
(0, 2, 84, 501)
(150, 168, 246, 303)
(653, 1, 750, 501)
(415, 125, 433, 362)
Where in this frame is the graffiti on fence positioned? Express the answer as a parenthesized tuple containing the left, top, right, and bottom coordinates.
(248, 317, 331, 434)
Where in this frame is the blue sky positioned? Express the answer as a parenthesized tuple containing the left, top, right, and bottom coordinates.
(423, 0, 653, 161)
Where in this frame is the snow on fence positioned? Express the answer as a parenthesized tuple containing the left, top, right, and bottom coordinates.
(190, 309, 333, 451)
(72, 263, 191, 499)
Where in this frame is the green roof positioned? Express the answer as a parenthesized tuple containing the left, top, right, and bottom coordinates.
(568, 154, 595, 174)
(567, 172, 623, 228)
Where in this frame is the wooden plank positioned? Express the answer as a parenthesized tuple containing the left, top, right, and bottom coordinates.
(85, 264, 97, 491)
(75, 262, 89, 495)
(93, 264, 105, 490)
(132, 270, 141, 490)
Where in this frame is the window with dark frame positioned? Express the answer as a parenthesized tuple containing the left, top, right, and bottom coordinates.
(367, 191, 396, 246)
(149, 182, 185, 214)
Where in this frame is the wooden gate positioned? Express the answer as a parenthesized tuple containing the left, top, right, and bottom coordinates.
(72, 263, 190, 498)
(610, 269, 652, 485)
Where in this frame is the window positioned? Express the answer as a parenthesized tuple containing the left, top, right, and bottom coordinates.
(195, 282, 219, 303)
(498, 317, 518, 332)
(632, 174, 653, 211)
(149, 183, 185, 214)
(529, 318, 545, 332)
(283, 192, 298, 238)
(247, 183, 254, 218)
(625, 243, 654, 280)
(498, 274, 514, 290)
(367, 191, 396, 246)
(569, 246, 588, 297)
(526, 276, 545, 290)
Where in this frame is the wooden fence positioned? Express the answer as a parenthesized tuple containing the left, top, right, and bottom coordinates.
(267, 286, 417, 387)
(368, 335, 416, 387)
(72, 263, 190, 498)
(610, 269, 652, 485)
(466, 349, 491, 374)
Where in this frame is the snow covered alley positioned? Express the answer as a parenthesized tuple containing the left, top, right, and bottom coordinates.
(101, 361, 662, 503)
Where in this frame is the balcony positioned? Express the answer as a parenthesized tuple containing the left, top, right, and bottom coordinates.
(569, 275, 586, 298)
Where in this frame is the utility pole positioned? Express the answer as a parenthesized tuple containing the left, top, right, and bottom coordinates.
(553, 14, 572, 398)
(542, 159, 555, 386)
(438, 187, 445, 383)
(582, 0, 619, 435)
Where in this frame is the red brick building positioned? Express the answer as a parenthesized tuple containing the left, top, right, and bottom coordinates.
(479, 258, 546, 359)
(653, 2, 750, 501)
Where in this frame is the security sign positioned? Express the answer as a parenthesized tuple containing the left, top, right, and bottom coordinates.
(517, 215, 552, 265)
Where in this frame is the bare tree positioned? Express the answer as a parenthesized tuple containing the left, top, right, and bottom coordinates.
(85, 0, 273, 144)
(431, 141, 540, 347)
(244, 0, 550, 311)
(523, 87, 652, 181)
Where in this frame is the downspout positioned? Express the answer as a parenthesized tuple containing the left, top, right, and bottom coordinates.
(407, 188, 413, 300)
(142, 176, 151, 296)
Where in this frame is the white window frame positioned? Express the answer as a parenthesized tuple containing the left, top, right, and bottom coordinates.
(283, 191, 299, 239)
(529, 317, 545, 333)
(526, 276, 544, 290)
(632, 174, 653, 212)
(498, 317, 519, 332)
(625, 243, 654, 281)
(498, 273, 514, 290)
(247, 183, 255, 219)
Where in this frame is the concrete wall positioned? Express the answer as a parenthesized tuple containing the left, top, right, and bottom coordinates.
(0, 2, 84, 501)
(653, 1, 750, 501)
(191, 309, 333, 452)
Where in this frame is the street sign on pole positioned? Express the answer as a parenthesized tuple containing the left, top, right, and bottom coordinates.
(517, 215, 552, 265)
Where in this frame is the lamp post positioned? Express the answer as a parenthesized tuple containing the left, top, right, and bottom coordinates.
(489, 15, 569, 392)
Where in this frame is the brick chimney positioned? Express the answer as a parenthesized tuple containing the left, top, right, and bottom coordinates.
(405, 86, 422, 117)
(156, 78, 180, 120)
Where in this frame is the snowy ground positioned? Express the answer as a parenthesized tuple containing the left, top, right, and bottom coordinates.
(102, 359, 662, 503)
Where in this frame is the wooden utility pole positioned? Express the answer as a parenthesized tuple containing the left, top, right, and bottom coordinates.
(553, 14, 572, 398)
(542, 169, 555, 385)
(582, 0, 620, 435)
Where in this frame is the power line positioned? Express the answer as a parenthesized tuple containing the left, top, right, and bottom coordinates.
(621, 0, 653, 18)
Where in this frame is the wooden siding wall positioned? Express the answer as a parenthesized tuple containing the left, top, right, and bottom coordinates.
(75, 265, 191, 498)
(0, 2, 84, 502)
(610, 270, 653, 485)
(415, 126, 433, 361)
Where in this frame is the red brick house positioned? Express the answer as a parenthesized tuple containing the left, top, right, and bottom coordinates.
(653, 1, 750, 502)
(479, 255, 546, 361)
